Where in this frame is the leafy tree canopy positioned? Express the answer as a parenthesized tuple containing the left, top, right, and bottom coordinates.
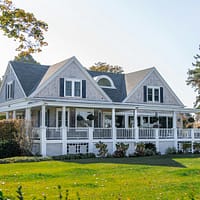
(186, 45, 200, 107)
(14, 54, 40, 64)
(0, 0, 48, 57)
(89, 62, 124, 74)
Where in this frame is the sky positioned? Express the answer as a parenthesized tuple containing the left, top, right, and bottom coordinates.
(0, 0, 199, 108)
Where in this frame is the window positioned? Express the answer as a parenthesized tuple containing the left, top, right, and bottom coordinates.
(98, 78, 111, 87)
(147, 86, 160, 102)
(65, 79, 81, 97)
(6, 81, 14, 100)
(94, 75, 115, 88)
(56, 109, 68, 127)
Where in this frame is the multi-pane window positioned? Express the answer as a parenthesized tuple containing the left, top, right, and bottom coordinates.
(65, 81, 72, 96)
(147, 86, 160, 102)
(74, 81, 81, 96)
(65, 80, 81, 97)
(57, 110, 68, 127)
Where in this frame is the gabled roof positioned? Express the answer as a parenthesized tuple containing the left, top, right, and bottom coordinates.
(88, 70, 127, 102)
(125, 67, 154, 94)
(10, 61, 49, 96)
(38, 57, 72, 87)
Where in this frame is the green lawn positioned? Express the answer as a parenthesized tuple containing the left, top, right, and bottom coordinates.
(0, 155, 200, 199)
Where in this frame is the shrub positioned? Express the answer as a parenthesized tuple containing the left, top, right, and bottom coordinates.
(135, 142, 145, 156)
(193, 142, 200, 154)
(52, 153, 96, 160)
(0, 119, 33, 158)
(113, 142, 129, 158)
(145, 143, 156, 153)
(182, 142, 192, 153)
(165, 147, 177, 154)
(135, 142, 157, 156)
(95, 141, 108, 157)
(0, 140, 21, 159)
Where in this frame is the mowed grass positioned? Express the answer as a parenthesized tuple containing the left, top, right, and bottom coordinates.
(0, 155, 200, 199)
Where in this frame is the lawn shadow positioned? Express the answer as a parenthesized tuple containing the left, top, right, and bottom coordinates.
(57, 154, 199, 168)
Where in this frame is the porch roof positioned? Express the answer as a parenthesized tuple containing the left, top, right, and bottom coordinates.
(0, 97, 198, 114)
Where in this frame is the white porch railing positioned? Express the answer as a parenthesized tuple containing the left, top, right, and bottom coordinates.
(139, 128, 155, 139)
(46, 127, 62, 140)
(159, 128, 174, 139)
(32, 127, 200, 141)
(194, 129, 200, 139)
(116, 128, 135, 139)
(67, 128, 89, 140)
(177, 129, 192, 139)
(93, 128, 112, 139)
(32, 127, 40, 140)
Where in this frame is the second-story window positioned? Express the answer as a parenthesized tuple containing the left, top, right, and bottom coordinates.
(65, 79, 81, 97)
(147, 86, 160, 102)
(6, 81, 14, 100)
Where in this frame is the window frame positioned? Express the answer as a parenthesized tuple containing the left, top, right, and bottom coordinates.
(94, 75, 116, 89)
(6, 81, 14, 100)
(56, 108, 69, 127)
(147, 86, 160, 103)
(64, 79, 82, 97)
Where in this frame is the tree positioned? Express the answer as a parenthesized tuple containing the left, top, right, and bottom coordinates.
(186, 45, 200, 107)
(89, 62, 124, 73)
(14, 54, 40, 64)
(0, 0, 48, 57)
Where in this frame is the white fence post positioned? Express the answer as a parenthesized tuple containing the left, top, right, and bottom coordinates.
(191, 129, 194, 153)
(135, 127, 139, 142)
(155, 129, 159, 152)
(174, 128, 178, 151)
(62, 127, 67, 155)
(40, 127, 47, 157)
(88, 127, 94, 153)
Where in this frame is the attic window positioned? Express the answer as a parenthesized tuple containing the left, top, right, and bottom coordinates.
(94, 75, 115, 89)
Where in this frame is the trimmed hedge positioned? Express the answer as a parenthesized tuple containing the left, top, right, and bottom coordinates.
(0, 140, 21, 159)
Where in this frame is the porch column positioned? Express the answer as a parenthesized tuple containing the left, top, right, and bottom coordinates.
(134, 108, 139, 142)
(62, 106, 67, 155)
(25, 108, 31, 121)
(191, 129, 194, 153)
(173, 111, 178, 150)
(112, 108, 116, 152)
(13, 110, 16, 119)
(41, 105, 46, 157)
(25, 108, 31, 136)
(5, 112, 9, 119)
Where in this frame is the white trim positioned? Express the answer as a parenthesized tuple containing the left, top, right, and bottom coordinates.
(56, 108, 69, 127)
(64, 78, 82, 97)
(123, 68, 153, 103)
(73, 57, 112, 102)
(123, 68, 184, 106)
(147, 86, 160, 103)
(94, 75, 116, 89)
(30, 56, 112, 102)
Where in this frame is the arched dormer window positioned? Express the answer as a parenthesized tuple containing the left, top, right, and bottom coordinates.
(94, 75, 115, 89)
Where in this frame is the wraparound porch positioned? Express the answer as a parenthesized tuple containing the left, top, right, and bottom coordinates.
(31, 127, 200, 156)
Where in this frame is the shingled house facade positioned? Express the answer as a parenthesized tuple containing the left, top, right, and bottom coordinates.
(0, 56, 199, 156)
